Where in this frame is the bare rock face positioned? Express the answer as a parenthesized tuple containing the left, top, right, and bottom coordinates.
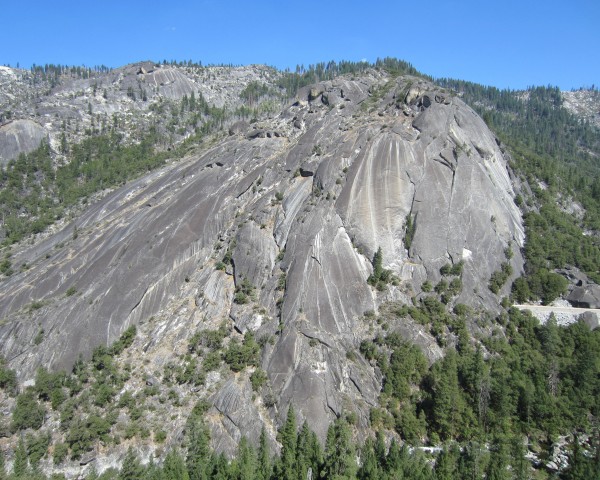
(567, 284, 600, 308)
(334, 80, 524, 306)
(208, 377, 276, 453)
(0, 119, 47, 164)
(561, 266, 600, 308)
(562, 89, 600, 129)
(0, 72, 524, 446)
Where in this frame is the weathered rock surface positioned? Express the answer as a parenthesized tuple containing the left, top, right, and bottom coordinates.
(0, 71, 524, 446)
(567, 285, 600, 309)
(560, 266, 600, 308)
(580, 311, 600, 330)
(562, 89, 600, 129)
(0, 63, 283, 163)
(0, 119, 47, 165)
(208, 377, 278, 454)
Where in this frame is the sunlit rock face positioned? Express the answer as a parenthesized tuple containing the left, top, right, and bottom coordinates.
(0, 119, 47, 165)
(0, 71, 523, 445)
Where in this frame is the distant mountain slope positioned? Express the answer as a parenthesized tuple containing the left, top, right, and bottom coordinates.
(0, 61, 283, 164)
(562, 88, 600, 129)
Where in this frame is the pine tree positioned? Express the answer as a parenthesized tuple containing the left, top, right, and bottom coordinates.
(295, 421, 311, 480)
(433, 444, 459, 480)
(466, 347, 490, 433)
(163, 450, 190, 480)
(304, 429, 323, 480)
(510, 435, 530, 480)
(402, 448, 434, 480)
(119, 447, 144, 480)
(208, 452, 230, 480)
(374, 430, 387, 470)
(186, 419, 211, 480)
(540, 314, 561, 397)
(485, 435, 511, 480)
(278, 405, 297, 480)
(593, 430, 600, 480)
(564, 435, 596, 480)
(322, 418, 356, 479)
(26, 431, 51, 470)
(357, 437, 379, 480)
(404, 214, 416, 250)
(457, 441, 483, 480)
(570, 326, 597, 412)
(13, 436, 28, 478)
(432, 350, 464, 440)
(372, 247, 383, 282)
(256, 428, 271, 480)
(384, 440, 404, 476)
(235, 436, 256, 480)
(145, 457, 163, 480)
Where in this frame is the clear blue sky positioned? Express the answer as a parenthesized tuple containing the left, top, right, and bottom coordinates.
(1, 0, 598, 90)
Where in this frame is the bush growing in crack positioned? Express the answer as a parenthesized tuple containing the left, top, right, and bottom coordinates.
(367, 247, 395, 291)
(224, 332, 260, 372)
(234, 278, 256, 304)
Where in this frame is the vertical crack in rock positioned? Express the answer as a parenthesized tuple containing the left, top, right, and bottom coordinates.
(446, 151, 459, 256)
(129, 285, 150, 316)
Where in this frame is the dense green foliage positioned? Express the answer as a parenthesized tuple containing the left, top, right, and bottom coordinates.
(367, 247, 396, 290)
(239, 81, 272, 104)
(365, 307, 600, 443)
(0, 132, 169, 246)
(0, 327, 142, 469)
(233, 278, 256, 304)
(0, 355, 17, 394)
(361, 306, 600, 478)
(11, 389, 46, 432)
(404, 214, 416, 251)
(223, 332, 260, 372)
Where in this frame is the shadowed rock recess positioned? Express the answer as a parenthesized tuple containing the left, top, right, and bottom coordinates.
(0, 72, 524, 445)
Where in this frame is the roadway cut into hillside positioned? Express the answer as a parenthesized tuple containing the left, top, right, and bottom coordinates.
(514, 303, 600, 328)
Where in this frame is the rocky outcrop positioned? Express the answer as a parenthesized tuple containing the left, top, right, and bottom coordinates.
(334, 78, 524, 305)
(567, 285, 600, 309)
(208, 377, 277, 453)
(580, 311, 600, 330)
(0, 71, 524, 445)
(0, 62, 283, 168)
(229, 120, 250, 136)
(0, 119, 47, 164)
(561, 266, 600, 308)
(562, 89, 600, 129)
